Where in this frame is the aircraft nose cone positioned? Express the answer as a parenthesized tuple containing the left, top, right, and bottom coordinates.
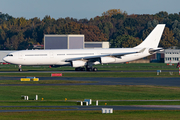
(3, 57, 8, 63)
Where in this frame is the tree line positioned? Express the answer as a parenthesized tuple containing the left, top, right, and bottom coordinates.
(0, 9, 180, 50)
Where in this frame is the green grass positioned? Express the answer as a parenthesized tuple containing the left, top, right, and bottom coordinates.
(0, 85, 180, 101)
(0, 63, 178, 71)
(0, 72, 179, 77)
(0, 101, 76, 106)
(0, 63, 180, 119)
(0, 110, 180, 120)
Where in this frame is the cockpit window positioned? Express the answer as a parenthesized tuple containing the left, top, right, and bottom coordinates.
(7, 54, 13, 56)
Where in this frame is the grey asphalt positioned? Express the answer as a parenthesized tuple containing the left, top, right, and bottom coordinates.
(0, 77, 180, 87)
(1, 105, 180, 112)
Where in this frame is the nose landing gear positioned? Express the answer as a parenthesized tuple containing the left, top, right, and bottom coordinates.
(18, 65, 22, 71)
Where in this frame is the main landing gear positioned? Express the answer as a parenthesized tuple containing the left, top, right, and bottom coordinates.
(75, 66, 98, 71)
(86, 66, 98, 71)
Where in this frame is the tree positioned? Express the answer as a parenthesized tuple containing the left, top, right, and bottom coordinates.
(62, 22, 80, 34)
(10, 35, 18, 49)
(4, 38, 11, 49)
(147, 19, 159, 28)
(159, 27, 178, 48)
(141, 27, 153, 40)
(18, 17, 27, 27)
(18, 41, 33, 50)
(80, 24, 108, 42)
(155, 11, 168, 18)
(122, 36, 141, 48)
(102, 9, 124, 17)
(110, 35, 128, 48)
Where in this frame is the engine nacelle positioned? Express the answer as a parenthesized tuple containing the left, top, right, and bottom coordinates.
(71, 60, 86, 67)
(101, 57, 116, 64)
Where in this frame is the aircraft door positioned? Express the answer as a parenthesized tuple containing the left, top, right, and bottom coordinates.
(18, 53, 23, 59)
(50, 52, 54, 58)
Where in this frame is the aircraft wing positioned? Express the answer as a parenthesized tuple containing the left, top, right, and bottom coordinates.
(65, 51, 140, 62)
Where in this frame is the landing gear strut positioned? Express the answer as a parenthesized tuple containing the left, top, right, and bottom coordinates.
(18, 65, 22, 71)
(75, 67, 85, 71)
(86, 66, 98, 71)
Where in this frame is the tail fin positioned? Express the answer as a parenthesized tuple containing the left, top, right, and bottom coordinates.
(135, 24, 165, 48)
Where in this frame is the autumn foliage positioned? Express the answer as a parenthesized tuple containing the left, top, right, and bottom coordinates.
(0, 10, 180, 50)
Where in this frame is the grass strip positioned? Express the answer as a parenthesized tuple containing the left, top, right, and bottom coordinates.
(0, 107, 76, 110)
(0, 85, 180, 101)
(0, 63, 178, 71)
(0, 72, 179, 77)
(0, 110, 180, 120)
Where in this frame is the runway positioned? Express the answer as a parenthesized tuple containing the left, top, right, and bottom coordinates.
(0, 76, 180, 112)
(1, 105, 180, 112)
(0, 77, 180, 87)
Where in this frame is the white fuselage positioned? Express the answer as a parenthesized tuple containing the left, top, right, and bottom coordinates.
(3, 48, 150, 66)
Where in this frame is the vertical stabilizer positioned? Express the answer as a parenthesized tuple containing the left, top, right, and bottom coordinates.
(135, 24, 165, 48)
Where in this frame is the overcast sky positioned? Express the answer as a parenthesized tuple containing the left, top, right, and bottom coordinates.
(0, 0, 180, 20)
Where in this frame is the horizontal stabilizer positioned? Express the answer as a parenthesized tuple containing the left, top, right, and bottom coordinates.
(149, 48, 163, 53)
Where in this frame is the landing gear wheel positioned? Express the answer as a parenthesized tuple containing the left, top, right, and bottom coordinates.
(93, 67, 97, 71)
(87, 68, 92, 71)
(81, 67, 85, 71)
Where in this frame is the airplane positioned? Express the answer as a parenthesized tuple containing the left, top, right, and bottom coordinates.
(3, 24, 165, 72)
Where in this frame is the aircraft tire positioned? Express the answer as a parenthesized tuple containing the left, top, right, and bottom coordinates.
(75, 68, 79, 71)
(81, 68, 85, 71)
(88, 68, 92, 71)
(93, 67, 98, 71)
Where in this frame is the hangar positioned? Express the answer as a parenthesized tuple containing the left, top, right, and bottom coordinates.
(44, 34, 84, 49)
(44, 34, 109, 49)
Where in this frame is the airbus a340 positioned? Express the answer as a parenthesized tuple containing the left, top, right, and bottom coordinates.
(3, 24, 165, 71)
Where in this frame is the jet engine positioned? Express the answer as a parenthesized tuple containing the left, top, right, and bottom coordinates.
(100, 57, 116, 64)
(71, 60, 87, 67)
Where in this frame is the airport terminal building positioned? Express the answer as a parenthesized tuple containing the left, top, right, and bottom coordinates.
(164, 49, 180, 63)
